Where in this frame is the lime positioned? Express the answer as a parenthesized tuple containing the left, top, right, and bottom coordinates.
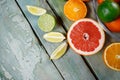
(50, 42, 68, 60)
(38, 14, 55, 32)
(26, 5, 46, 16)
(43, 32, 65, 43)
(97, 1, 120, 22)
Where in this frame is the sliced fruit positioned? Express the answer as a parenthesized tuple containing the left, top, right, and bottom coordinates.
(50, 42, 68, 60)
(26, 5, 46, 16)
(67, 18, 105, 55)
(105, 17, 120, 32)
(64, 0, 87, 21)
(38, 14, 55, 32)
(104, 43, 120, 71)
(43, 32, 66, 43)
(97, 1, 120, 22)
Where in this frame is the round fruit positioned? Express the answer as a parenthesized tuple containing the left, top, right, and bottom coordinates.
(105, 17, 120, 32)
(97, 0, 105, 4)
(64, 0, 87, 21)
(67, 18, 105, 55)
(38, 14, 55, 32)
(104, 43, 120, 71)
(97, 1, 120, 22)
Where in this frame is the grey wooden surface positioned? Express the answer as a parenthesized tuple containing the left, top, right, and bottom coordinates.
(0, 0, 120, 80)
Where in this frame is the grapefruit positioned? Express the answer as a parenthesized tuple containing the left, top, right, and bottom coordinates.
(67, 18, 105, 55)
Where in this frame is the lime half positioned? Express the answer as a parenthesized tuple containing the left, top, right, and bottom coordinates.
(38, 14, 55, 32)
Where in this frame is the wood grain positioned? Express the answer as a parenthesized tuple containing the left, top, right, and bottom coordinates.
(16, 0, 96, 80)
(0, 0, 64, 80)
(47, 0, 120, 80)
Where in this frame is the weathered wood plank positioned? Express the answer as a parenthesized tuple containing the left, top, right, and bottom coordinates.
(47, 0, 120, 80)
(0, 0, 64, 80)
(16, 0, 96, 80)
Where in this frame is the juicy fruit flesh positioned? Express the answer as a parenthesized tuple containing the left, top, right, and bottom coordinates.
(105, 43, 120, 70)
(70, 21, 101, 52)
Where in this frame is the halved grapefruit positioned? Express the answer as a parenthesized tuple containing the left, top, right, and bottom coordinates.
(67, 18, 105, 55)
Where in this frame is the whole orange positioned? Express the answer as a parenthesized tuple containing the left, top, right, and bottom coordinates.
(105, 17, 120, 32)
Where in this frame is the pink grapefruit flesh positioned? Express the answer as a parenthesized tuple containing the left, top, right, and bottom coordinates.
(67, 18, 105, 55)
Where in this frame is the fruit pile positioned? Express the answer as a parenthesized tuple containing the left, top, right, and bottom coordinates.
(97, 0, 120, 32)
(64, 0, 120, 71)
(26, 0, 120, 71)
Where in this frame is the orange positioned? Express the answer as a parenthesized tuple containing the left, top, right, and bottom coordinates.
(104, 43, 120, 71)
(67, 18, 105, 55)
(97, 0, 105, 4)
(105, 17, 120, 32)
(64, 0, 87, 21)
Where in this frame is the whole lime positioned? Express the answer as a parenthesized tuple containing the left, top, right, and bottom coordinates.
(97, 1, 120, 22)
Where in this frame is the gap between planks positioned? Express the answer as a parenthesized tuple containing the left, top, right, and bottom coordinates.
(46, 0, 99, 80)
(14, 0, 65, 80)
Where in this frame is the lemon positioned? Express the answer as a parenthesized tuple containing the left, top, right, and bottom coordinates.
(50, 42, 68, 60)
(38, 14, 55, 32)
(43, 32, 65, 43)
(26, 5, 46, 16)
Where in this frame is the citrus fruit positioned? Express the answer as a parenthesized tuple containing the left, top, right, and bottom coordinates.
(105, 17, 120, 32)
(97, 0, 105, 4)
(50, 42, 68, 60)
(26, 5, 46, 16)
(64, 0, 87, 21)
(97, 1, 120, 22)
(67, 18, 105, 55)
(104, 43, 120, 71)
(43, 32, 66, 43)
(38, 14, 55, 32)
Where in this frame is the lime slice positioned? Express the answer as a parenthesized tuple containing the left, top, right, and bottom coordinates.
(43, 32, 66, 43)
(50, 42, 68, 60)
(26, 5, 46, 16)
(38, 14, 55, 32)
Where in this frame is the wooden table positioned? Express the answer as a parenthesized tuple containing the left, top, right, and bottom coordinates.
(0, 0, 120, 80)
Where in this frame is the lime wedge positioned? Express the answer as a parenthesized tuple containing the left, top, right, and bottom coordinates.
(38, 14, 55, 32)
(26, 5, 46, 16)
(50, 42, 68, 60)
(43, 32, 66, 43)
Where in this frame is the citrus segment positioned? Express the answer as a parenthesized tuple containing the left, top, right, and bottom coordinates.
(26, 5, 46, 16)
(67, 18, 105, 55)
(64, 0, 87, 21)
(104, 43, 120, 71)
(43, 32, 66, 43)
(38, 14, 55, 32)
(50, 42, 68, 60)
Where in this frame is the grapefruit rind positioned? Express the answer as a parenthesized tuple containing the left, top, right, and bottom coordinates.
(104, 43, 120, 71)
(67, 18, 105, 55)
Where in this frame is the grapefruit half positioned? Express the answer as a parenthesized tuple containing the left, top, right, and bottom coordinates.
(67, 18, 105, 55)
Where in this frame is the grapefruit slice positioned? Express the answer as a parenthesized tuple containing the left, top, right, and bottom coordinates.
(67, 18, 105, 55)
